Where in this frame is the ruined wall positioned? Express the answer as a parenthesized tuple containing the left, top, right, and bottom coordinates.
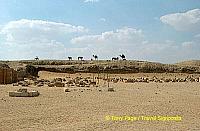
(0, 68, 18, 84)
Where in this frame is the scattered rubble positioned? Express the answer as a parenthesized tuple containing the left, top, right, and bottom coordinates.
(108, 87, 115, 92)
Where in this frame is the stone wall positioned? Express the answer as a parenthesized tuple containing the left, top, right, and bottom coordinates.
(0, 68, 18, 84)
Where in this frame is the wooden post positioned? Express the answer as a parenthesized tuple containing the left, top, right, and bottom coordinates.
(98, 71, 100, 86)
(16, 70, 19, 82)
(93, 73, 94, 87)
(107, 73, 109, 88)
(97, 61, 100, 86)
(103, 68, 105, 86)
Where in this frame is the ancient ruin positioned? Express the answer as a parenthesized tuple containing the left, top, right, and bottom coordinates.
(9, 88, 40, 97)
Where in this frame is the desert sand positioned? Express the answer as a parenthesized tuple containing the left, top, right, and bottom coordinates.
(0, 71, 200, 131)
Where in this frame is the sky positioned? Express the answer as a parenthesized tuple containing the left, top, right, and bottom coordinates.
(0, 0, 200, 63)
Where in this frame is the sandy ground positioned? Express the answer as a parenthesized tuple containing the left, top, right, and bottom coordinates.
(0, 72, 200, 131)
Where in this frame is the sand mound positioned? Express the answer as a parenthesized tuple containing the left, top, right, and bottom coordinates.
(176, 60, 200, 67)
(1, 60, 200, 76)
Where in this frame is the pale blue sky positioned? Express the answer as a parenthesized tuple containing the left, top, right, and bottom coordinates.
(0, 0, 200, 63)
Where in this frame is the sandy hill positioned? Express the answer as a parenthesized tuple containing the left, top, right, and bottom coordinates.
(175, 60, 200, 67)
(1, 60, 200, 75)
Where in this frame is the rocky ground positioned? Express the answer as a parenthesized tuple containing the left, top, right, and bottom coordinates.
(0, 71, 200, 131)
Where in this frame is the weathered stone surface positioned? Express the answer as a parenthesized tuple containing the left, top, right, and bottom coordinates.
(54, 82, 65, 87)
(108, 87, 115, 92)
(9, 88, 40, 97)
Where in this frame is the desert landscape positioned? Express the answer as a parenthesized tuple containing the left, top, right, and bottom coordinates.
(0, 60, 200, 131)
(1, 1, 200, 130)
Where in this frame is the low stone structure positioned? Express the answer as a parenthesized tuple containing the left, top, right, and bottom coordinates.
(54, 82, 65, 87)
(9, 88, 40, 97)
(108, 87, 115, 92)
(0, 63, 18, 84)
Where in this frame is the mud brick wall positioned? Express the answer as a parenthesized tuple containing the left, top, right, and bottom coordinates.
(0, 68, 18, 84)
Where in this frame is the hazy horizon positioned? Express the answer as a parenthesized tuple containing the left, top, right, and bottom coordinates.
(1, 58, 200, 65)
